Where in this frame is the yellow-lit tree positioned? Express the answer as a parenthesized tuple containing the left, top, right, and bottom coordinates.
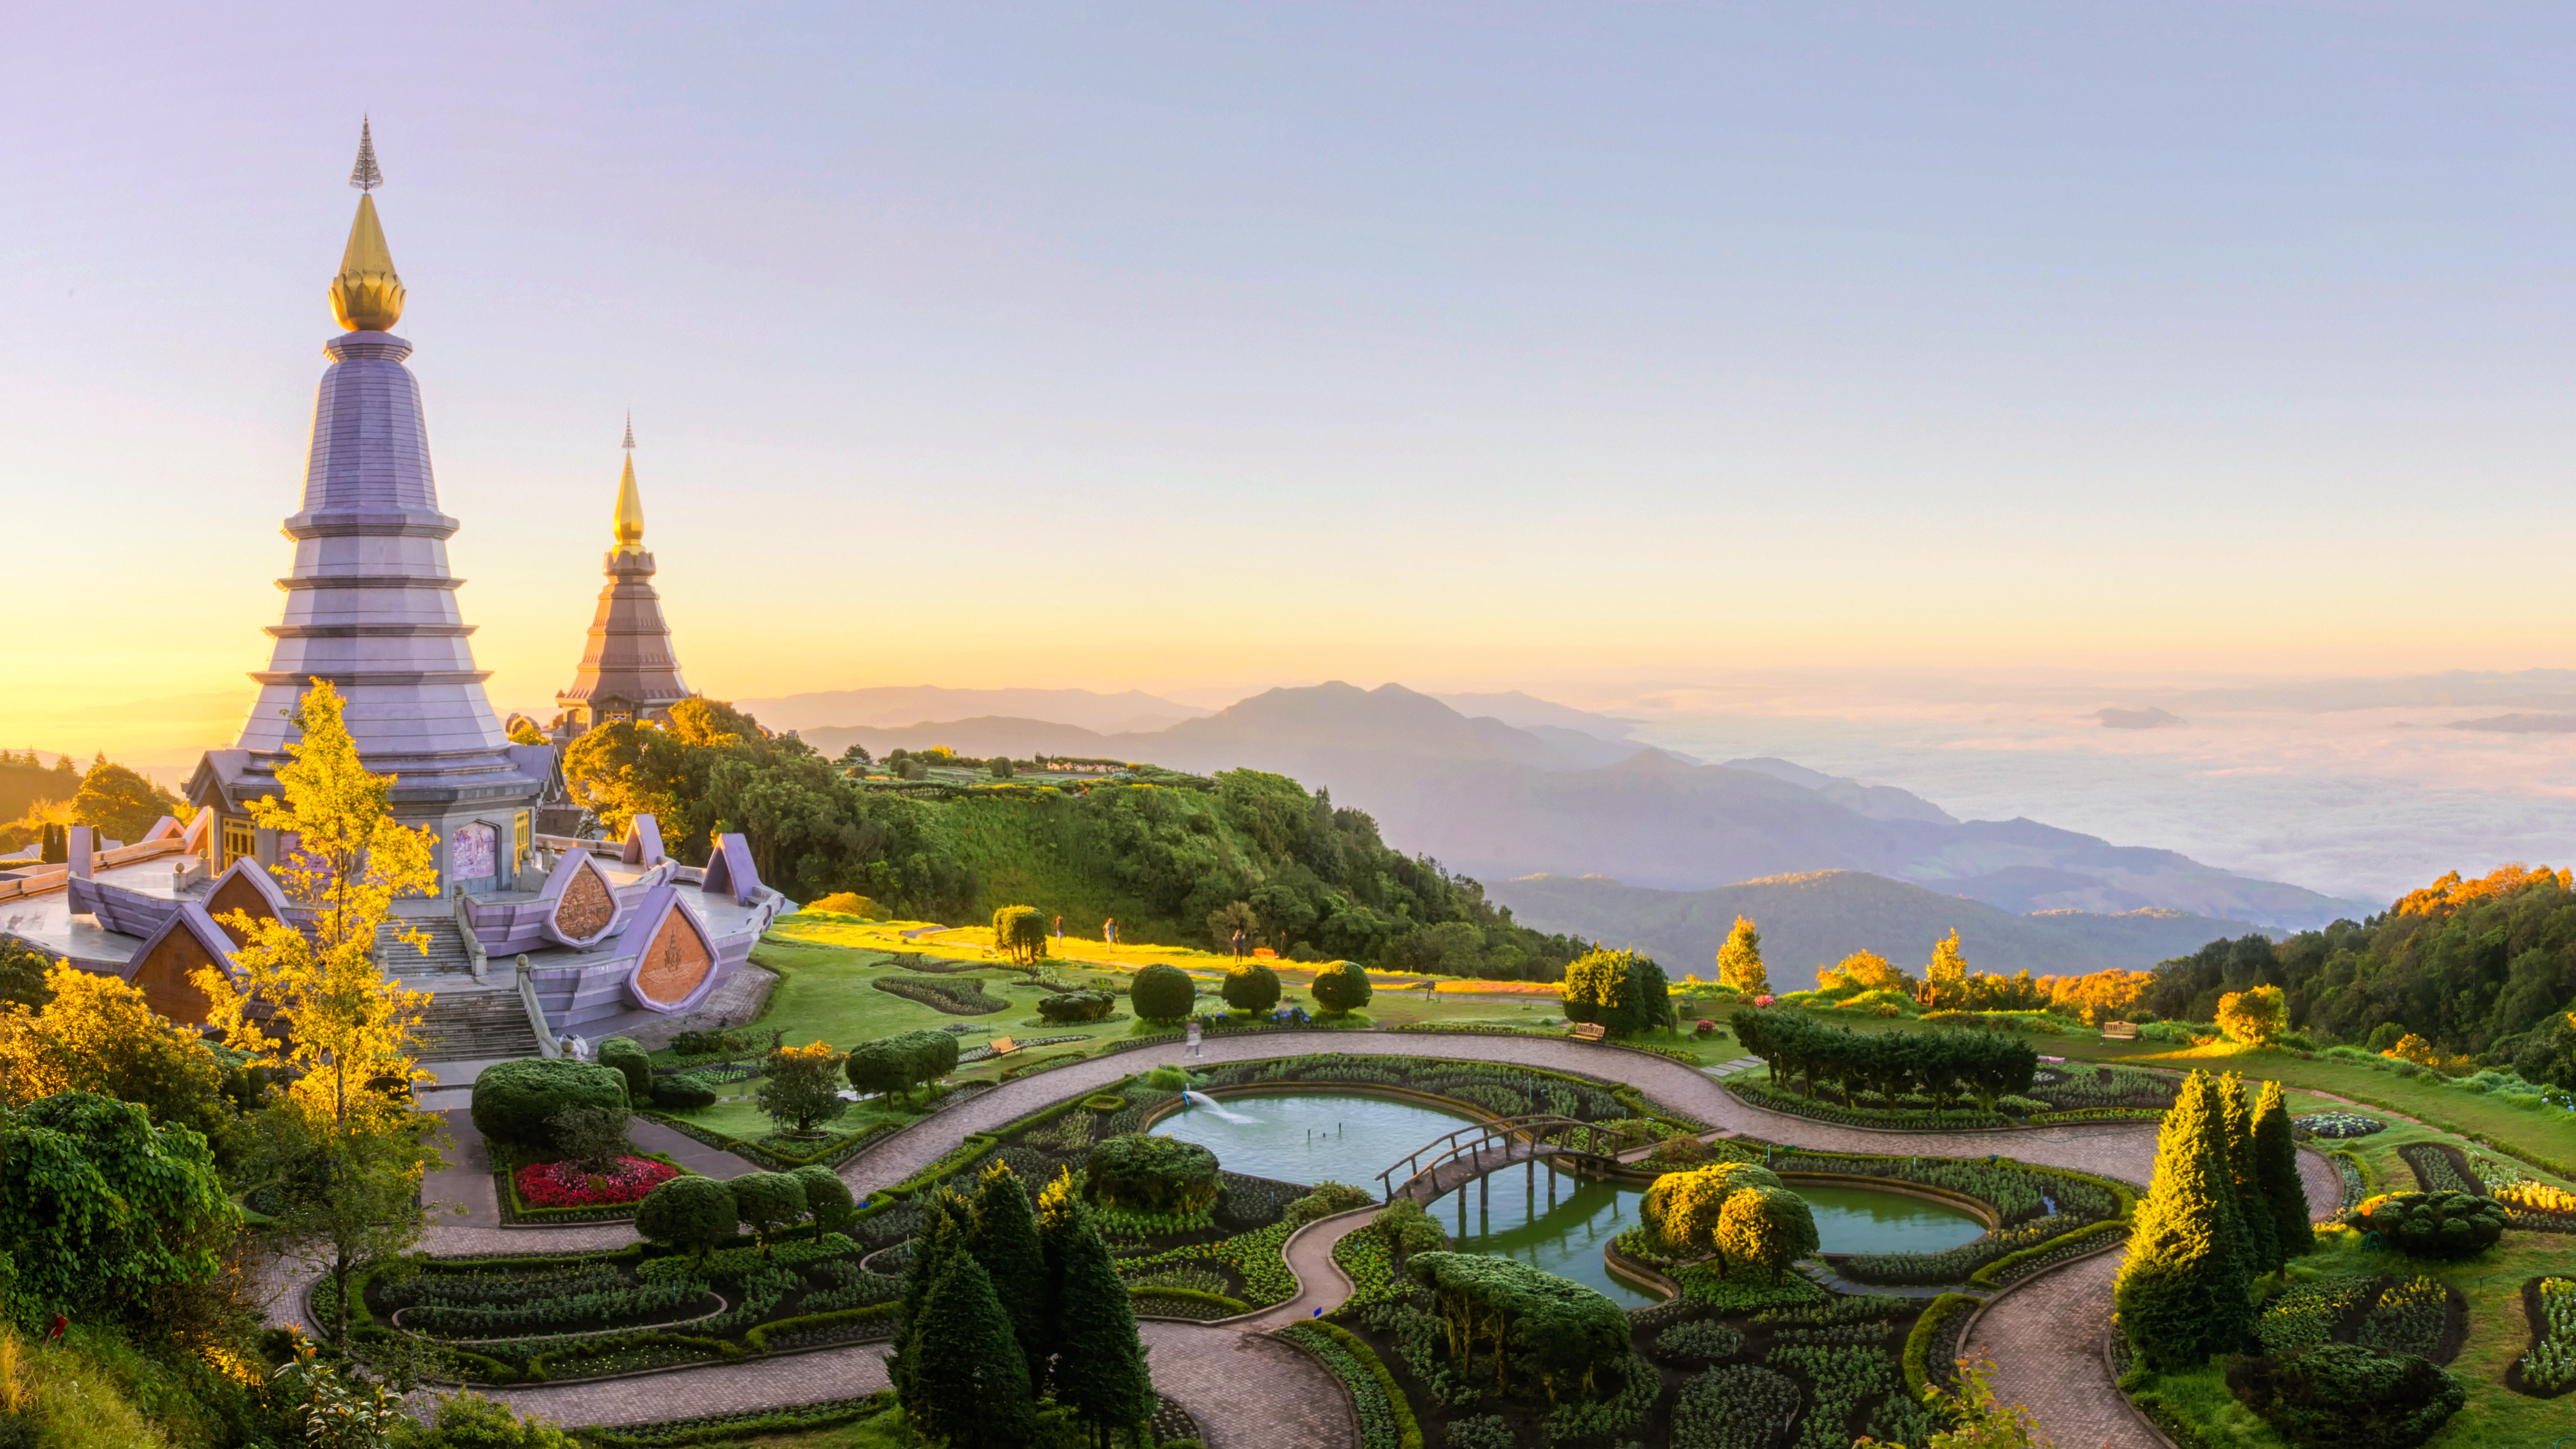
(2215, 985, 2288, 1046)
(1922, 929, 1970, 1010)
(1714, 916, 1769, 995)
(0, 962, 227, 1139)
(198, 679, 445, 1333)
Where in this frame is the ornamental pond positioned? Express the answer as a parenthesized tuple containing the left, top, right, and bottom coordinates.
(1152, 1089, 1989, 1307)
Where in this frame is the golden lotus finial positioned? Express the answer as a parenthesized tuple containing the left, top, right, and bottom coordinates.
(329, 121, 404, 332)
(613, 427, 646, 549)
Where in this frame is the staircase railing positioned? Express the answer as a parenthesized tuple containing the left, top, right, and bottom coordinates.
(516, 954, 559, 1059)
(452, 891, 490, 982)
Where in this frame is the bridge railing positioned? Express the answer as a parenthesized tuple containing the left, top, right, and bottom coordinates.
(1374, 1114, 1660, 1201)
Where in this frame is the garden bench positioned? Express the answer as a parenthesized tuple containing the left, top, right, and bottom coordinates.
(2100, 1021, 2138, 1041)
(1567, 1022, 1607, 1043)
(988, 1035, 1020, 1057)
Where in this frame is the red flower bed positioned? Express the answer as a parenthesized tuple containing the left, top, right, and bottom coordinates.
(513, 1155, 679, 1209)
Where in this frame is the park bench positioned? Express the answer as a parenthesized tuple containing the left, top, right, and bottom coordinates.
(1567, 1022, 1607, 1044)
(2100, 1021, 2139, 1041)
(988, 1036, 1020, 1057)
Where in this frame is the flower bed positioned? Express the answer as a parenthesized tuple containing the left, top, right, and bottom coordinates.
(513, 1155, 681, 1209)
(2512, 1277, 2576, 1397)
(2295, 1111, 2385, 1138)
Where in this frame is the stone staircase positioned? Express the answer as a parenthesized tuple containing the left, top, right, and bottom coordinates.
(411, 987, 541, 1063)
(381, 917, 478, 980)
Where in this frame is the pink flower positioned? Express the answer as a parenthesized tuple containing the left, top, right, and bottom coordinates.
(1753, 995, 1775, 1007)
(514, 1155, 681, 1208)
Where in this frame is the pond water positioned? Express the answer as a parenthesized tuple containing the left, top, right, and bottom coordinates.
(1153, 1090, 1990, 1309)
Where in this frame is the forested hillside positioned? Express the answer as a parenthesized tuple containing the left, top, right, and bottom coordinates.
(2146, 863, 2576, 1058)
(565, 699, 1586, 978)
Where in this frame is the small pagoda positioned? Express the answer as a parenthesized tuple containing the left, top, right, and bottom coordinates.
(553, 420, 694, 737)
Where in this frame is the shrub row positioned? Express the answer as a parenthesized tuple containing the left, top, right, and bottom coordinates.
(569, 1391, 894, 1448)
(1966, 1220, 2130, 1288)
(1733, 1009, 2038, 1111)
(1277, 1320, 1423, 1449)
(636, 1112, 898, 1172)
(1901, 1293, 1979, 1401)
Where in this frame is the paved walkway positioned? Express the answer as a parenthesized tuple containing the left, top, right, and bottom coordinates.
(1972, 1248, 2160, 1449)
(332, 1029, 2351, 1447)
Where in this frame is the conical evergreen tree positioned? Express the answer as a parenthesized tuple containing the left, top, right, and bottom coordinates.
(2115, 1070, 2257, 1369)
(971, 1158, 1055, 1394)
(907, 1252, 1037, 1448)
(2217, 1072, 2277, 1279)
(892, 1187, 969, 1414)
(1039, 1169, 1155, 1448)
(2250, 1079, 2313, 1266)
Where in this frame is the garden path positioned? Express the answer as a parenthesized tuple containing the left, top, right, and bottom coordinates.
(627, 1115, 768, 1178)
(1970, 1247, 2161, 1449)
(831, 1031, 2172, 1196)
(319, 1028, 2313, 1445)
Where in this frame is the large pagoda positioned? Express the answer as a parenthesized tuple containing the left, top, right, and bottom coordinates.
(552, 421, 695, 736)
(188, 123, 551, 903)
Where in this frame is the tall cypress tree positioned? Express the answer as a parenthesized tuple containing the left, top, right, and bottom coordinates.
(2217, 1072, 2277, 1279)
(2115, 1070, 2257, 1369)
(2250, 1078, 2313, 1267)
(892, 1187, 969, 1414)
(907, 1253, 1036, 1448)
(971, 1158, 1054, 1394)
(1040, 1169, 1155, 1448)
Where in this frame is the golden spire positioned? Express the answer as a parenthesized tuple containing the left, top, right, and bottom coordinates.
(613, 419, 646, 551)
(329, 120, 405, 332)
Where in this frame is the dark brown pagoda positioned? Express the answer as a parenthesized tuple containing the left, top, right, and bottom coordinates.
(554, 419, 694, 737)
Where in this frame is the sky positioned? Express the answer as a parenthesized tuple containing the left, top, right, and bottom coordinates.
(8, 3, 2576, 777)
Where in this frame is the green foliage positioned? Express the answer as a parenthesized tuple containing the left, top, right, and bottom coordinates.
(756, 1041, 848, 1134)
(1641, 1163, 1783, 1266)
(1672, 1362, 1800, 1449)
(69, 757, 180, 843)
(904, 1253, 1034, 1448)
(2255, 1275, 2379, 1355)
(1284, 1180, 1374, 1225)
(1732, 1008, 2038, 1110)
(2215, 1071, 2279, 1280)
(471, 1060, 629, 1149)
(2521, 1275, 2576, 1393)
(991, 904, 1049, 965)
(648, 1075, 716, 1111)
(965, 1161, 1050, 1392)
(1403, 1251, 1629, 1400)
(1652, 1317, 1746, 1365)
(633, 1177, 736, 1261)
(1277, 1320, 1421, 1449)
(2350, 1189, 2507, 1258)
(1086, 1133, 1220, 1214)
(1560, 947, 1673, 1034)
(726, 1172, 808, 1252)
(595, 1039, 652, 1103)
(1221, 960, 1282, 1014)
(2252, 1079, 2314, 1263)
(545, 1104, 632, 1171)
(1311, 958, 1374, 1016)
(1039, 1176, 1156, 1447)
(1718, 1185, 1821, 1285)
(2225, 1343, 2465, 1448)
(1038, 990, 1117, 1023)
(390, 1391, 570, 1447)
(2115, 1071, 2257, 1370)
(844, 1030, 957, 1103)
(790, 1164, 855, 1239)
(0, 1091, 234, 1318)
(0, 941, 54, 1014)
(1129, 963, 1197, 1023)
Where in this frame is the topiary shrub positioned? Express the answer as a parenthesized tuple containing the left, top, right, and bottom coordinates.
(597, 1037, 653, 1103)
(1220, 962, 1281, 1015)
(729, 1171, 809, 1253)
(1129, 964, 1197, 1024)
(651, 1074, 718, 1111)
(1086, 1133, 1221, 1215)
(1310, 960, 1372, 1017)
(1283, 1180, 1375, 1225)
(2226, 1344, 2464, 1448)
(1375, 1197, 1449, 1254)
(2351, 1190, 2508, 1260)
(1038, 990, 1117, 1024)
(635, 1175, 737, 1263)
(790, 1164, 855, 1240)
(471, 1058, 630, 1150)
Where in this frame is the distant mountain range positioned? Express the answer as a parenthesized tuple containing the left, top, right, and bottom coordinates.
(1494, 871, 2269, 986)
(736, 686, 1209, 736)
(794, 681, 2372, 941)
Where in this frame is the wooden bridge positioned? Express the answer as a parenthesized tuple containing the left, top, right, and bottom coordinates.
(1375, 1114, 1659, 1206)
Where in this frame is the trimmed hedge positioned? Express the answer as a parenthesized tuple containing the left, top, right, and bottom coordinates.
(570, 1392, 894, 1448)
(742, 1302, 896, 1354)
(1732, 1009, 2036, 1111)
(1901, 1292, 1979, 1402)
(1967, 1220, 2130, 1288)
(1278, 1320, 1423, 1449)
(1129, 1285, 1248, 1315)
(473, 1058, 630, 1149)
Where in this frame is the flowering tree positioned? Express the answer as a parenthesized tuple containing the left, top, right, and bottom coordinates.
(199, 679, 444, 1333)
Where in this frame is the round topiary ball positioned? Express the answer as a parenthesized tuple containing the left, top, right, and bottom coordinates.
(635, 1174, 736, 1259)
(1129, 963, 1197, 1024)
(728, 1171, 809, 1242)
(470, 1058, 630, 1149)
(1221, 961, 1281, 1015)
(1086, 1132, 1221, 1214)
(2352, 1190, 2507, 1260)
(651, 1074, 718, 1111)
(597, 1036, 654, 1103)
(1310, 959, 1374, 1017)
(790, 1164, 855, 1236)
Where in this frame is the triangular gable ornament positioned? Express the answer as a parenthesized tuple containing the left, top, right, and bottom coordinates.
(203, 857, 293, 947)
(700, 832, 762, 906)
(621, 814, 666, 868)
(127, 903, 243, 1028)
(538, 849, 624, 948)
(616, 884, 723, 1013)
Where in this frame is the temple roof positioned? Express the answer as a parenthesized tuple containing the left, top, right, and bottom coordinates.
(558, 424, 693, 719)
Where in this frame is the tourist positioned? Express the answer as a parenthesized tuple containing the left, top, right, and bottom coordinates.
(1229, 927, 1247, 962)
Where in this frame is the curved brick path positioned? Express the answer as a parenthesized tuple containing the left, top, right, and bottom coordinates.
(308, 1030, 2350, 1446)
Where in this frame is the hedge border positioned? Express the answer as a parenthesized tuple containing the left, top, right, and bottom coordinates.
(1902, 1293, 1981, 1403)
(1276, 1319, 1424, 1449)
(636, 1112, 901, 1172)
(1966, 1220, 2131, 1290)
(741, 1302, 896, 1355)
(570, 1390, 895, 1448)
(1729, 1076, 2166, 1133)
(1129, 1285, 1250, 1316)
(492, 1149, 690, 1226)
